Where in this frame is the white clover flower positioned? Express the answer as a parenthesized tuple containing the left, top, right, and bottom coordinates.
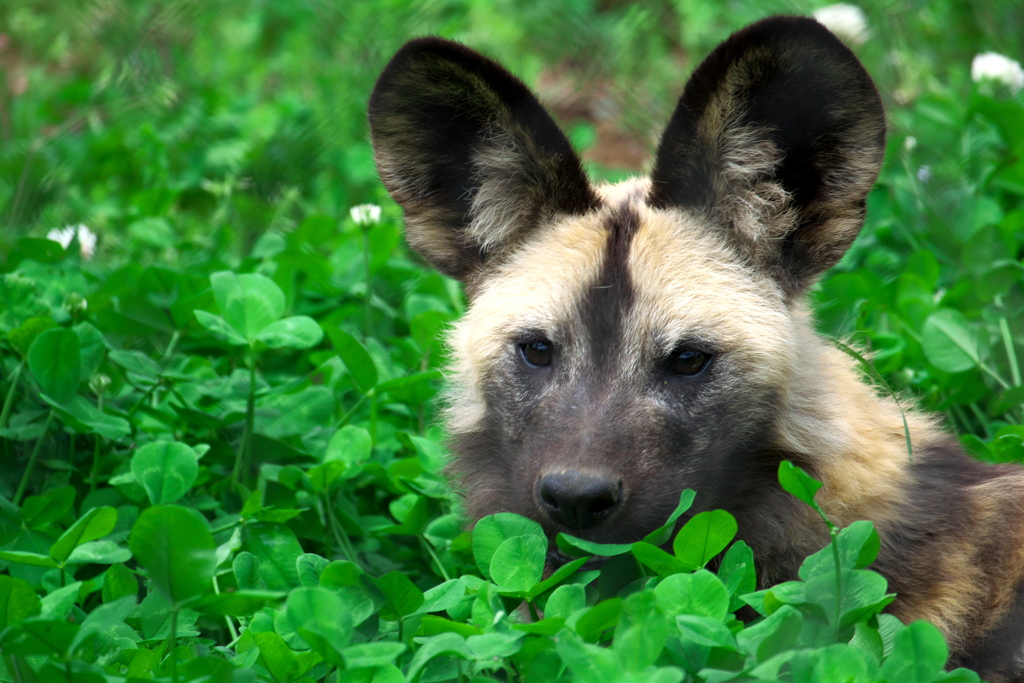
(47, 224, 97, 259)
(813, 4, 870, 45)
(903, 136, 917, 152)
(971, 52, 1024, 94)
(349, 204, 382, 226)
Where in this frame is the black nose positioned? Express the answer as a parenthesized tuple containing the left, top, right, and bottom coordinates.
(537, 470, 623, 530)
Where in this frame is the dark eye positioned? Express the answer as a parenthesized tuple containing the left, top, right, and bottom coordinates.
(670, 349, 711, 376)
(520, 340, 553, 367)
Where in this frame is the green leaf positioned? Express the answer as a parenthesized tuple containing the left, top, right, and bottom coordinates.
(285, 586, 353, 664)
(22, 485, 76, 528)
(341, 642, 407, 669)
(327, 327, 378, 392)
(544, 583, 586, 620)
(46, 395, 131, 440)
(3, 619, 79, 656)
(472, 513, 544, 580)
(736, 604, 803, 663)
(467, 631, 525, 659)
(575, 598, 623, 642)
(254, 631, 302, 683)
(255, 316, 323, 349)
(778, 460, 826, 516)
(819, 570, 894, 630)
(190, 590, 283, 616)
(0, 551, 58, 568)
(73, 322, 106, 381)
(194, 310, 248, 345)
(718, 540, 757, 610)
(65, 540, 132, 565)
(490, 535, 546, 592)
(128, 505, 216, 604)
(0, 576, 41, 630)
(404, 632, 469, 683)
(69, 595, 135, 654)
(555, 629, 620, 683)
(131, 441, 198, 505)
(406, 433, 447, 474)
(102, 563, 138, 603)
(375, 570, 424, 620)
(296, 553, 330, 587)
(879, 620, 949, 683)
(922, 309, 981, 373)
(799, 521, 880, 581)
(323, 424, 372, 477)
(28, 328, 81, 404)
(527, 556, 589, 599)
(632, 542, 688, 576)
(49, 506, 118, 562)
(556, 533, 633, 558)
(673, 510, 737, 570)
(245, 524, 304, 591)
(108, 349, 160, 378)
(675, 614, 737, 649)
(211, 271, 285, 340)
(7, 317, 56, 357)
(642, 489, 697, 545)
(414, 579, 467, 615)
(653, 570, 730, 621)
(39, 583, 80, 620)
(233, 552, 264, 591)
(615, 591, 670, 672)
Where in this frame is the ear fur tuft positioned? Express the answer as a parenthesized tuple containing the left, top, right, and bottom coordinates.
(649, 16, 886, 295)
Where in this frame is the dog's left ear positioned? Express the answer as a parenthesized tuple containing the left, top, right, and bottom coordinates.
(649, 16, 885, 296)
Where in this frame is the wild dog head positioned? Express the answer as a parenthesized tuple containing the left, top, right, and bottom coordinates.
(369, 17, 885, 549)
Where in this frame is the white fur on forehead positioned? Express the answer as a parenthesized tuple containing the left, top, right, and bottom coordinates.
(445, 210, 610, 434)
(625, 205, 795, 376)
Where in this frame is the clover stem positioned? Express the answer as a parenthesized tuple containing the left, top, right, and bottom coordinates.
(89, 395, 103, 494)
(162, 330, 182, 363)
(419, 535, 450, 581)
(0, 358, 25, 430)
(212, 575, 240, 642)
(831, 527, 842, 638)
(234, 349, 257, 487)
(324, 493, 359, 565)
(170, 606, 179, 683)
(14, 411, 54, 505)
(362, 226, 372, 339)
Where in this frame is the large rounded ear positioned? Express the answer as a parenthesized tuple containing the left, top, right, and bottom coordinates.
(649, 16, 885, 296)
(369, 38, 598, 282)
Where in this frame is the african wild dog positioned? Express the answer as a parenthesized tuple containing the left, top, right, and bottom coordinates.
(369, 16, 1024, 680)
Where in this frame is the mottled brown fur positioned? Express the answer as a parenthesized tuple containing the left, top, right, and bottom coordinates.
(369, 16, 1024, 680)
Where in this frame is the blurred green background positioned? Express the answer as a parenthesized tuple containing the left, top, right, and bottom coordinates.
(2, 0, 1024, 442)
(2, 0, 1022, 251)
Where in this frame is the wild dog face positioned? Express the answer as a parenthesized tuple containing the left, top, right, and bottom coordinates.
(369, 17, 885, 547)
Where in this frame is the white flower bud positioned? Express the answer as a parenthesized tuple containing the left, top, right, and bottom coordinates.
(971, 52, 1024, 94)
(46, 224, 97, 259)
(349, 204, 382, 226)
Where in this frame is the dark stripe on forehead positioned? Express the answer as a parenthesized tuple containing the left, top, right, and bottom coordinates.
(577, 201, 639, 368)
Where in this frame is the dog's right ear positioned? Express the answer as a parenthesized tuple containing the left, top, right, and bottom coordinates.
(369, 38, 598, 282)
